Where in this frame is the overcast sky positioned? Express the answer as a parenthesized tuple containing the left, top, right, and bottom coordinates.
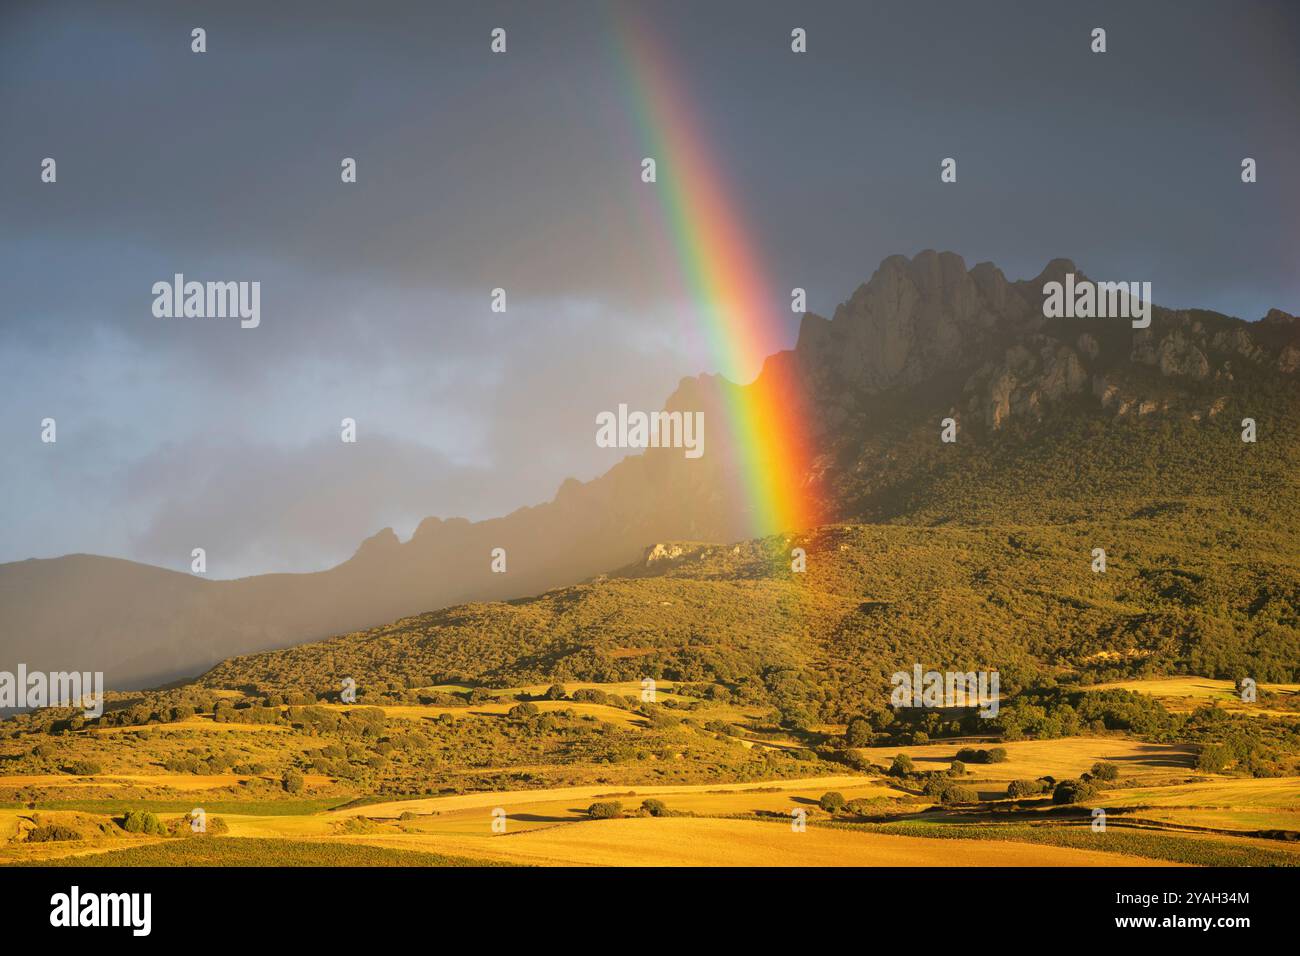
(2, 0, 1297, 578)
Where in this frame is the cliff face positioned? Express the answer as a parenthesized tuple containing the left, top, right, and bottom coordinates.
(797, 251, 1033, 402)
(795, 250, 1298, 437)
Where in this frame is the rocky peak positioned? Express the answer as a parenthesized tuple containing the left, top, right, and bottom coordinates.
(795, 249, 1032, 399)
(351, 527, 401, 560)
(790, 251, 1298, 438)
(1025, 257, 1081, 289)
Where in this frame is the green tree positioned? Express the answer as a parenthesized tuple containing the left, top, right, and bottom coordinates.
(1197, 743, 1230, 773)
(1006, 778, 1045, 798)
(818, 791, 846, 813)
(1052, 779, 1098, 805)
(844, 716, 873, 747)
(508, 702, 540, 720)
(1090, 761, 1119, 782)
(120, 810, 165, 835)
(281, 769, 304, 794)
(844, 797, 878, 816)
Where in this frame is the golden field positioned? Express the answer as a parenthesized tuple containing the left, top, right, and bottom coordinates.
(3, 678, 1297, 868)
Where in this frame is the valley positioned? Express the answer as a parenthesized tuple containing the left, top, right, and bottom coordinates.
(2, 672, 1297, 868)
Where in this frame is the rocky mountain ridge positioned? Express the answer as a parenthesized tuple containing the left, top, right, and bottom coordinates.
(2, 250, 1295, 688)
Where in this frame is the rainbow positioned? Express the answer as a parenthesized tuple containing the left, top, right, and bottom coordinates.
(612, 11, 819, 537)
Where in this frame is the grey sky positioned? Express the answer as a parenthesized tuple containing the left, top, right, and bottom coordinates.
(2, 0, 1297, 577)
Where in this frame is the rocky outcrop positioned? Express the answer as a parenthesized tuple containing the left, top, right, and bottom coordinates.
(1132, 328, 1210, 380)
(352, 527, 401, 560)
(795, 250, 1034, 401)
(795, 250, 1296, 433)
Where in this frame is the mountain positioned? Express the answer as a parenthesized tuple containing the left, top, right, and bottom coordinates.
(200, 513, 1300, 720)
(3, 250, 1297, 689)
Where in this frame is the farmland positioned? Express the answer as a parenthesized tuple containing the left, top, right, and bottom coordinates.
(2, 677, 1296, 867)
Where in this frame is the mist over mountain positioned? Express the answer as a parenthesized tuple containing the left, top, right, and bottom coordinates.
(3, 250, 1296, 689)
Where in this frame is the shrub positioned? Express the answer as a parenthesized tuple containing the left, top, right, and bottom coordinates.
(888, 754, 914, 777)
(544, 684, 567, 700)
(955, 746, 1008, 765)
(65, 759, 102, 776)
(281, 769, 304, 794)
(1090, 761, 1119, 782)
(27, 823, 80, 842)
(923, 775, 978, 804)
(818, 791, 846, 813)
(586, 801, 623, 819)
(923, 776, 951, 799)
(508, 702, 540, 720)
(1006, 778, 1046, 798)
(167, 812, 229, 837)
(1197, 743, 1230, 773)
(645, 709, 679, 730)
(949, 760, 966, 776)
(843, 797, 879, 816)
(843, 751, 875, 772)
(706, 683, 734, 702)
(844, 716, 873, 747)
(1052, 779, 1099, 805)
(640, 798, 667, 817)
(120, 810, 165, 835)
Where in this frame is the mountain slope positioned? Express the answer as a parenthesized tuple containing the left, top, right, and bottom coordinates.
(3, 250, 1296, 688)
(202, 513, 1300, 723)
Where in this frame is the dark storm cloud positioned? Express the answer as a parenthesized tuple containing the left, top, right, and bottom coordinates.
(1, 0, 1296, 575)
(0, 0, 665, 307)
